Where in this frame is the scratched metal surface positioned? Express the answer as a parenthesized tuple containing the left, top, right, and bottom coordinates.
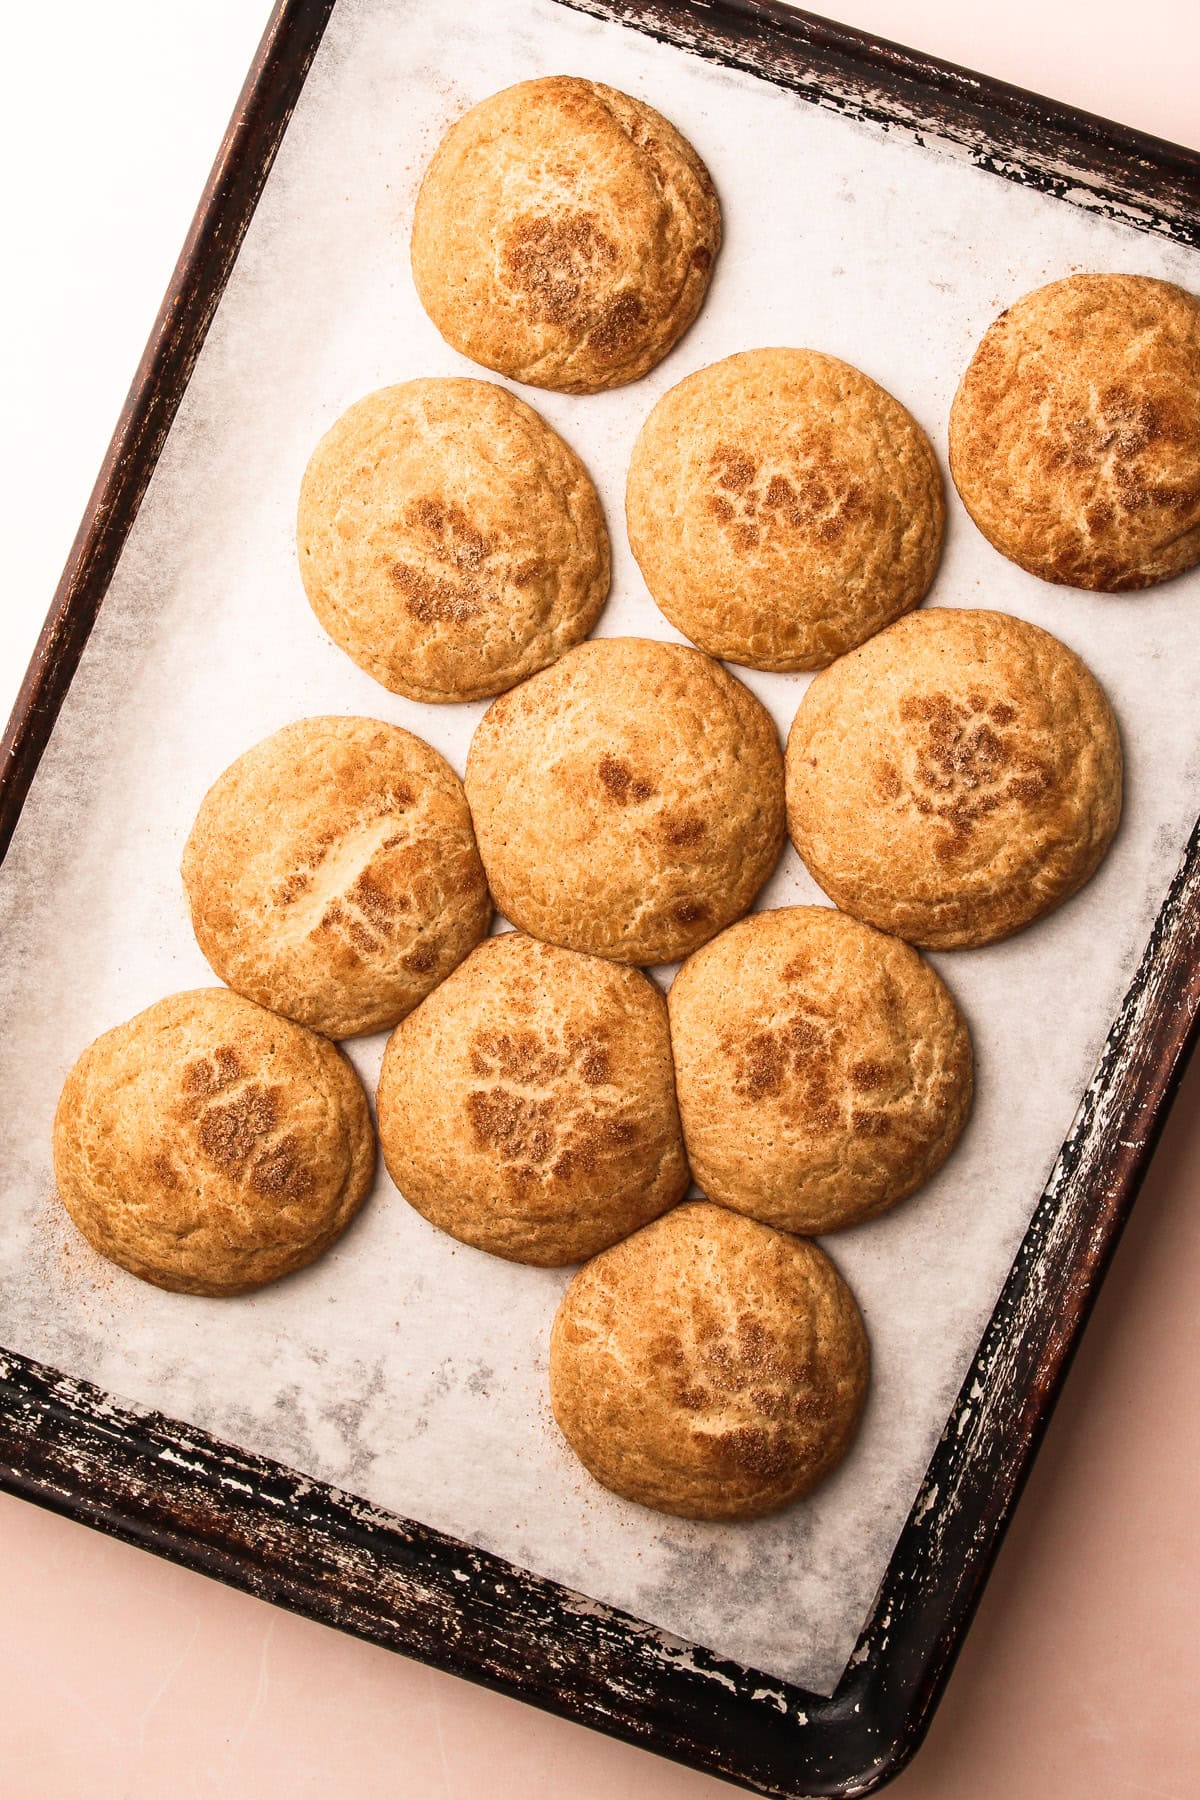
(2, 0, 1199, 1703)
(562, 0, 1200, 248)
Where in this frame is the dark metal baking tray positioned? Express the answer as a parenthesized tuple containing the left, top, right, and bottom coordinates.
(2, 3, 1199, 1793)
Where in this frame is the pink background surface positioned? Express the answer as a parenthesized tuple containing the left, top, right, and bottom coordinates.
(3, 2, 1199, 1795)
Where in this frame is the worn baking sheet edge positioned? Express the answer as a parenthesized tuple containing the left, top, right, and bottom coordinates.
(2, 807, 1198, 1799)
(559, 0, 1200, 245)
(3, 2, 1200, 1795)
(0, 0, 338, 862)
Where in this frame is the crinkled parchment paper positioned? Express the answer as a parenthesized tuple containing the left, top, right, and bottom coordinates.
(2, 0, 1199, 1694)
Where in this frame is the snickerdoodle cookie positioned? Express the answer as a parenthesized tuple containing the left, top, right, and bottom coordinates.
(549, 1201, 869, 1520)
(183, 717, 491, 1038)
(464, 637, 785, 965)
(52, 989, 375, 1296)
(411, 78, 720, 393)
(785, 609, 1122, 948)
(950, 274, 1200, 590)
(297, 380, 609, 702)
(668, 907, 972, 1234)
(627, 349, 944, 669)
(377, 932, 689, 1265)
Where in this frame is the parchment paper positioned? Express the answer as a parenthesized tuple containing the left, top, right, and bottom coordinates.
(2, 0, 1199, 1696)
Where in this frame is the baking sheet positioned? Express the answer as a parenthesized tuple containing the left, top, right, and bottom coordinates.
(2, 0, 1199, 1697)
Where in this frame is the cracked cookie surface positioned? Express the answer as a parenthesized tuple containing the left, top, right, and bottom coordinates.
(377, 932, 689, 1265)
(627, 348, 944, 669)
(297, 379, 608, 702)
(950, 274, 1200, 590)
(183, 716, 491, 1038)
(52, 989, 375, 1296)
(411, 77, 720, 394)
(465, 637, 785, 966)
(669, 907, 972, 1233)
(785, 609, 1123, 948)
(549, 1202, 869, 1520)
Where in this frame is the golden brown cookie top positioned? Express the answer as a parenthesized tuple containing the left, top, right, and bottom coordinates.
(182, 716, 492, 1039)
(949, 273, 1200, 590)
(464, 637, 785, 965)
(627, 348, 944, 670)
(785, 608, 1122, 948)
(51, 989, 375, 1297)
(549, 1201, 869, 1520)
(411, 78, 720, 393)
(668, 907, 972, 1234)
(377, 932, 689, 1266)
(297, 380, 609, 702)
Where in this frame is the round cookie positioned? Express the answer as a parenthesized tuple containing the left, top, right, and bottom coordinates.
(464, 637, 785, 965)
(52, 989, 375, 1297)
(377, 932, 689, 1265)
(627, 348, 944, 670)
(949, 273, 1200, 591)
(411, 77, 720, 394)
(183, 717, 492, 1039)
(668, 907, 972, 1234)
(297, 380, 609, 703)
(785, 609, 1122, 949)
(549, 1201, 869, 1520)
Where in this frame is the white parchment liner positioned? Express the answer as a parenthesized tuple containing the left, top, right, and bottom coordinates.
(2, 0, 1199, 1695)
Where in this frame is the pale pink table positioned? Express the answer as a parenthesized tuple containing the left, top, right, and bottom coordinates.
(3, 3, 1198, 1795)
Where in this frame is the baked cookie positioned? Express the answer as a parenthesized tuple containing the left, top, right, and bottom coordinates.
(668, 907, 972, 1234)
(183, 717, 491, 1039)
(464, 637, 785, 965)
(549, 1201, 869, 1520)
(297, 380, 609, 703)
(627, 348, 944, 670)
(950, 273, 1200, 590)
(377, 932, 689, 1265)
(411, 77, 720, 394)
(52, 989, 375, 1297)
(785, 609, 1122, 948)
